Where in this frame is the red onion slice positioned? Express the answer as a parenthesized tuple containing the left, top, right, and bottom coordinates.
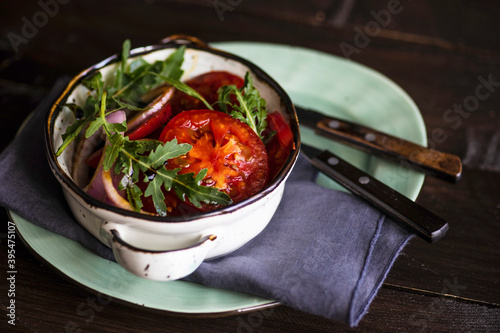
(82, 110, 126, 199)
(102, 170, 134, 210)
(72, 127, 103, 187)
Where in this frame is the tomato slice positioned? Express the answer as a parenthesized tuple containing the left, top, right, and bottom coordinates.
(170, 71, 244, 113)
(85, 147, 103, 169)
(159, 110, 269, 210)
(264, 111, 294, 181)
(126, 103, 173, 140)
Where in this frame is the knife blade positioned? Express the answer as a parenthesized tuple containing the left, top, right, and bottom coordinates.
(301, 143, 449, 243)
(296, 106, 462, 183)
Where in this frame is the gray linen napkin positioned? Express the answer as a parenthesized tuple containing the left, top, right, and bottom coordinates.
(0, 78, 413, 326)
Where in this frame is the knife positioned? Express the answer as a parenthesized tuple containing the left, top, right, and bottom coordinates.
(296, 106, 462, 183)
(301, 143, 449, 243)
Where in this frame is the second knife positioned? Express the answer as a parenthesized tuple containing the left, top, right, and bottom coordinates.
(301, 143, 449, 243)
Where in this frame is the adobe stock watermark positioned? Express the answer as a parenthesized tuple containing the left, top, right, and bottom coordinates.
(235, 247, 324, 333)
(441, 74, 500, 131)
(213, 0, 243, 22)
(64, 292, 113, 333)
(378, 73, 499, 184)
(64, 269, 130, 333)
(6, 221, 17, 326)
(407, 276, 467, 332)
(7, 0, 71, 54)
(236, 307, 275, 333)
(339, 0, 411, 59)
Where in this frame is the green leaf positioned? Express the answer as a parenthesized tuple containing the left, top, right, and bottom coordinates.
(55, 116, 92, 156)
(150, 72, 213, 110)
(144, 169, 176, 216)
(111, 63, 152, 101)
(85, 117, 105, 138)
(171, 169, 232, 208)
(113, 39, 131, 91)
(129, 57, 150, 75)
(146, 139, 192, 169)
(121, 39, 131, 72)
(160, 45, 185, 81)
(217, 72, 268, 140)
(126, 183, 144, 212)
(103, 133, 125, 171)
(82, 72, 105, 103)
(112, 97, 151, 112)
(112, 46, 186, 106)
(133, 139, 161, 155)
(108, 121, 127, 135)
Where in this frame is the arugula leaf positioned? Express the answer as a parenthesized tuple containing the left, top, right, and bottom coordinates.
(82, 72, 105, 103)
(103, 133, 125, 171)
(144, 172, 171, 215)
(120, 40, 131, 81)
(159, 45, 185, 81)
(111, 62, 153, 101)
(129, 57, 149, 74)
(112, 45, 186, 105)
(150, 72, 213, 110)
(217, 72, 268, 140)
(112, 97, 151, 112)
(171, 168, 227, 207)
(85, 117, 105, 138)
(145, 139, 192, 169)
(126, 183, 144, 212)
(55, 93, 99, 157)
(55, 115, 93, 156)
(113, 39, 131, 92)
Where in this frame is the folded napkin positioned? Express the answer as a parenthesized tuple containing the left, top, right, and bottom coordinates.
(0, 78, 413, 326)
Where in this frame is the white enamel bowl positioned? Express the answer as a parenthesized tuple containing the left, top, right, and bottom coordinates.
(45, 36, 300, 281)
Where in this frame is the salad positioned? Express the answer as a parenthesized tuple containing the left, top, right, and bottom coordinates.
(57, 40, 294, 217)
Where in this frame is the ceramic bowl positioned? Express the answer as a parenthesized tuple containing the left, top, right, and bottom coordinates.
(45, 35, 300, 281)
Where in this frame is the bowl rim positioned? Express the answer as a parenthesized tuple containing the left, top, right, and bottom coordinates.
(45, 39, 301, 223)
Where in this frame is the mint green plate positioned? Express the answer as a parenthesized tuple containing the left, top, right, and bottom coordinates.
(12, 42, 426, 316)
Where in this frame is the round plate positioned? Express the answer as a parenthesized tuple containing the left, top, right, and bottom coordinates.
(12, 41, 426, 316)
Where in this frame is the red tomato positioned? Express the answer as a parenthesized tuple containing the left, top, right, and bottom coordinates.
(170, 71, 244, 113)
(86, 147, 103, 169)
(264, 111, 294, 181)
(126, 103, 173, 140)
(159, 110, 269, 209)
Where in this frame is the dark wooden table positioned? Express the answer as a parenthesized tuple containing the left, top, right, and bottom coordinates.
(1, 1, 500, 332)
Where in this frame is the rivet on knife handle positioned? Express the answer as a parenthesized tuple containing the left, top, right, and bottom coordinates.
(315, 118, 462, 183)
(304, 146, 449, 243)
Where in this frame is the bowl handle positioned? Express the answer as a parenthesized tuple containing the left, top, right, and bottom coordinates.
(158, 34, 210, 49)
(100, 222, 218, 281)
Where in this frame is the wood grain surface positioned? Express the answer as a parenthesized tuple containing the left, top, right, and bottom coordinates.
(1, 0, 499, 332)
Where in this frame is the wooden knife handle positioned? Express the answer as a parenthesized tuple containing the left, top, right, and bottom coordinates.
(315, 118, 462, 183)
